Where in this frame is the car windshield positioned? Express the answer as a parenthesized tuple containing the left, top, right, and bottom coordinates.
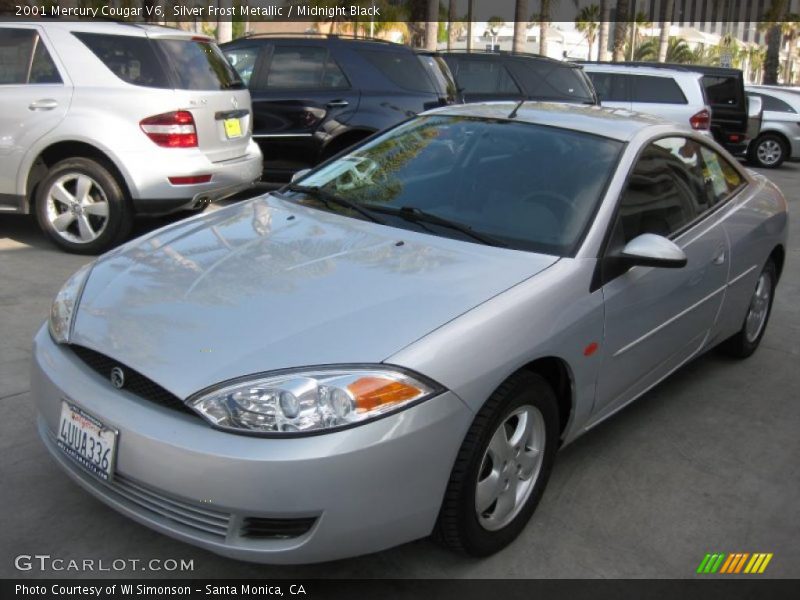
(284, 115, 623, 256)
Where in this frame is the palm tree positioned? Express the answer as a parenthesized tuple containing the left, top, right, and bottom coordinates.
(632, 38, 657, 61)
(628, 10, 652, 60)
(666, 37, 694, 64)
(612, 0, 629, 61)
(513, 0, 529, 53)
(424, 0, 437, 50)
(575, 4, 600, 61)
(597, 0, 610, 61)
(539, 0, 551, 57)
(761, 0, 788, 85)
(658, 0, 674, 62)
(781, 14, 800, 84)
(744, 46, 766, 83)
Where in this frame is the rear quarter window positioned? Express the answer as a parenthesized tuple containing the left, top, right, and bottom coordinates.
(630, 75, 687, 104)
(757, 93, 797, 113)
(587, 72, 628, 102)
(358, 48, 436, 94)
(0, 29, 36, 84)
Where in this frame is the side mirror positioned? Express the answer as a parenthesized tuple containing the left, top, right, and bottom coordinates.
(291, 168, 311, 183)
(618, 233, 687, 269)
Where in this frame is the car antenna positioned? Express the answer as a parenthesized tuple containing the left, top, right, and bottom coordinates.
(508, 99, 526, 119)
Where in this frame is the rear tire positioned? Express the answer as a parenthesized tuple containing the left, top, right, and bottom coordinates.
(434, 372, 559, 556)
(35, 157, 132, 254)
(719, 260, 777, 359)
(747, 134, 787, 169)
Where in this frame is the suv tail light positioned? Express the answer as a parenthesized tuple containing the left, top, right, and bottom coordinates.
(689, 109, 711, 131)
(140, 111, 198, 148)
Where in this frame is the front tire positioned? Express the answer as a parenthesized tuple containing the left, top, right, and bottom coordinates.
(719, 260, 777, 358)
(35, 157, 132, 254)
(747, 134, 787, 169)
(435, 372, 559, 556)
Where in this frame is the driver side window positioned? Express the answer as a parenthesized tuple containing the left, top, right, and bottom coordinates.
(615, 138, 700, 244)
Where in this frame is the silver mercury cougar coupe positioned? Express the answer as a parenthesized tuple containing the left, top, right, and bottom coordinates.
(33, 103, 787, 563)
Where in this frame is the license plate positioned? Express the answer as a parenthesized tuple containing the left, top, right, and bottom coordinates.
(223, 117, 242, 139)
(57, 401, 117, 481)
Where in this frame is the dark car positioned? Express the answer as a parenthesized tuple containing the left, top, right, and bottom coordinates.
(221, 34, 458, 181)
(440, 51, 597, 104)
(615, 62, 752, 154)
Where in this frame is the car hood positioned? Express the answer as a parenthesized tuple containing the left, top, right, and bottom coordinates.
(71, 194, 558, 399)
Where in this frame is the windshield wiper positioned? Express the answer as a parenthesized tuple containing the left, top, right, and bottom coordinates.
(283, 184, 385, 225)
(367, 205, 507, 248)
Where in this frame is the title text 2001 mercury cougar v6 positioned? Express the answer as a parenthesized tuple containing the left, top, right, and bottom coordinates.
(33, 103, 787, 563)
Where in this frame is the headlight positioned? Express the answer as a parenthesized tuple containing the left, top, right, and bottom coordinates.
(49, 262, 93, 344)
(189, 367, 442, 435)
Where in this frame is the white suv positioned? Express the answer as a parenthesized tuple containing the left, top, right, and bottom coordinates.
(582, 64, 712, 137)
(0, 21, 262, 253)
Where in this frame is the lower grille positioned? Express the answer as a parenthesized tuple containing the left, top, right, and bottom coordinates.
(69, 345, 193, 414)
(113, 474, 231, 539)
(240, 516, 316, 539)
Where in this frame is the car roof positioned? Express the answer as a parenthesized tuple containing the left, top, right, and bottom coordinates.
(425, 102, 669, 141)
(223, 33, 407, 51)
(581, 62, 701, 80)
(612, 62, 743, 78)
(11, 20, 201, 39)
(439, 50, 581, 68)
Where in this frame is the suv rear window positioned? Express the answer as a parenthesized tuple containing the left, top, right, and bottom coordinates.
(456, 59, 520, 95)
(158, 39, 243, 90)
(74, 33, 170, 88)
(358, 49, 436, 94)
(418, 54, 457, 100)
(509, 62, 594, 103)
(703, 75, 739, 106)
(75, 33, 243, 90)
(630, 75, 687, 104)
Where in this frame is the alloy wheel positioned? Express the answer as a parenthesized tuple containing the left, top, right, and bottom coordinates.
(475, 405, 546, 531)
(44, 173, 110, 244)
(756, 139, 783, 166)
(744, 271, 773, 343)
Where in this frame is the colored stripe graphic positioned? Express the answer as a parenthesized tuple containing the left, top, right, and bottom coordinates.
(719, 554, 736, 573)
(698, 552, 773, 574)
(697, 554, 712, 574)
(758, 553, 773, 573)
(735, 553, 750, 573)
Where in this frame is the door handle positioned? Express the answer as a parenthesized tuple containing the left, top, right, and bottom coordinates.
(326, 100, 349, 108)
(29, 99, 59, 111)
(712, 248, 726, 265)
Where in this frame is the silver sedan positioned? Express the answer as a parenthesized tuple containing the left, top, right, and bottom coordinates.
(32, 103, 788, 563)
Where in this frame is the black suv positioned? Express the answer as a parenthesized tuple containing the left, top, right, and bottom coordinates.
(440, 51, 597, 104)
(616, 62, 752, 154)
(221, 34, 458, 181)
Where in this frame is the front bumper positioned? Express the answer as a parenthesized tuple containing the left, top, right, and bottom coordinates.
(31, 326, 473, 563)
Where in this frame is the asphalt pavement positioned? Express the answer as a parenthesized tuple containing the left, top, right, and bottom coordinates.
(1, 169, 798, 579)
